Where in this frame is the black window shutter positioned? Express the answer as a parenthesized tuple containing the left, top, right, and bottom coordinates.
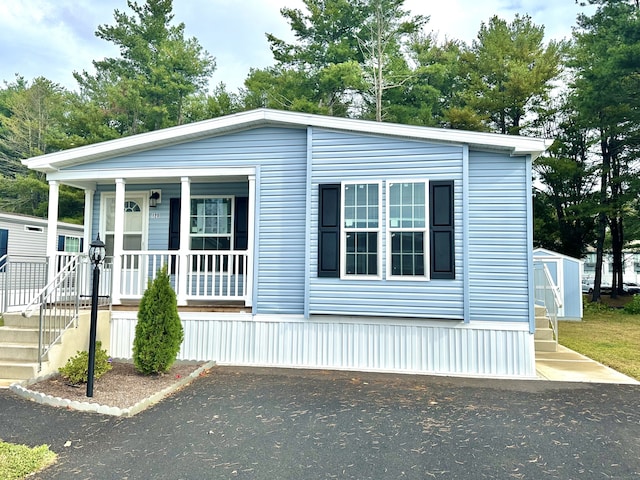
(80, 238, 84, 252)
(234, 197, 249, 251)
(57, 235, 65, 252)
(430, 180, 455, 279)
(318, 184, 341, 277)
(168, 198, 181, 251)
(0, 228, 8, 268)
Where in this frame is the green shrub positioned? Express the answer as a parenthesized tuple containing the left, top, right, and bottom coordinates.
(624, 294, 640, 315)
(59, 341, 112, 385)
(133, 265, 184, 375)
(583, 299, 613, 315)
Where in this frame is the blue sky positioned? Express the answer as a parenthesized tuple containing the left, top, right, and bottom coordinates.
(0, 0, 593, 93)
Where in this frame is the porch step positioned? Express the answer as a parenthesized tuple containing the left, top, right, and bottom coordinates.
(535, 327, 554, 341)
(2, 312, 40, 329)
(0, 343, 42, 362)
(535, 315, 551, 329)
(535, 339, 558, 352)
(0, 326, 40, 344)
(0, 360, 39, 382)
(534, 309, 557, 352)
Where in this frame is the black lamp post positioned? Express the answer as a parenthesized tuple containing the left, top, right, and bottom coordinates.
(87, 234, 106, 397)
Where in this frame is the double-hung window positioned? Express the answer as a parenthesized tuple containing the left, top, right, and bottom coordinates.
(318, 179, 454, 280)
(387, 181, 427, 278)
(190, 196, 234, 251)
(342, 182, 381, 278)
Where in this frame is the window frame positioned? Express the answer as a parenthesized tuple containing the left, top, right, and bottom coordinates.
(340, 181, 382, 280)
(189, 195, 235, 251)
(385, 179, 430, 281)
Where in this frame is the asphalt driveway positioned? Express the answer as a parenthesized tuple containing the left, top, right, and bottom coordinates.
(1, 367, 639, 479)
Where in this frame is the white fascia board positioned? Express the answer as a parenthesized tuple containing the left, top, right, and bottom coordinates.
(263, 110, 553, 158)
(23, 109, 552, 172)
(47, 167, 257, 183)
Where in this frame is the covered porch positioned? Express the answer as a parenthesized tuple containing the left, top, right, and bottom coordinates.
(44, 167, 256, 307)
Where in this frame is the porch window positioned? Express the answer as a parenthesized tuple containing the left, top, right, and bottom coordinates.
(342, 182, 381, 278)
(189, 196, 234, 250)
(387, 181, 427, 278)
(57, 235, 83, 253)
(190, 196, 234, 272)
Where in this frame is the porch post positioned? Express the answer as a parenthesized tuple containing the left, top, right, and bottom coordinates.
(46, 180, 60, 284)
(111, 178, 125, 304)
(177, 176, 190, 305)
(246, 174, 255, 307)
(83, 189, 94, 254)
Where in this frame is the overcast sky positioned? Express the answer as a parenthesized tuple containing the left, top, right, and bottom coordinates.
(0, 0, 593, 93)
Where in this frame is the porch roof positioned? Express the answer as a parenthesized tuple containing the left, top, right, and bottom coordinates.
(23, 108, 552, 174)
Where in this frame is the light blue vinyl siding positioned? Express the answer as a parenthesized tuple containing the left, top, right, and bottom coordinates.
(467, 151, 529, 323)
(90, 127, 309, 315)
(308, 129, 464, 319)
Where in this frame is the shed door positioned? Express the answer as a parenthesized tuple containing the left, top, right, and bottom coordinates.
(543, 259, 564, 318)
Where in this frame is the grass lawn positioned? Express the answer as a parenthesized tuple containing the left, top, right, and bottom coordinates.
(559, 298, 640, 381)
(0, 441, 56, 480)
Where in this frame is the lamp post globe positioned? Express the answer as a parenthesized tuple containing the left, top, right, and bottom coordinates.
(89, 234, 106, 266)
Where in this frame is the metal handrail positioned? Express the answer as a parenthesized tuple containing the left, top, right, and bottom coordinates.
(0, 255, 48, 313)
(533, 261, 562, 345)
(20, 254, 112, 371)
(21, 255, 80, 318)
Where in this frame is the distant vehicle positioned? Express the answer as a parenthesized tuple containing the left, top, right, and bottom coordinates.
(581, 278, 612, 294)
(623, 282, 640, 295)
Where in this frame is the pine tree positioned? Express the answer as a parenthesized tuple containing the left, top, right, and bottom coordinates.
(133, 265, 184, 374)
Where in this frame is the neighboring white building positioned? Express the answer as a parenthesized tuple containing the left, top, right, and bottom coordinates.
(582, 251, 640, 284)
(0, 212, 84, 261)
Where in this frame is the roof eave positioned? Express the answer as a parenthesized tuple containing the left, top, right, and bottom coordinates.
(22, 109, 552, 171)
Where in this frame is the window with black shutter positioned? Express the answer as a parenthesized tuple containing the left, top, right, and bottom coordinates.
(318, 180, 454, 280)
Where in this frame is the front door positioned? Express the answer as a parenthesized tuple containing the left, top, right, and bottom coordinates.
(101, 193, 148, 294)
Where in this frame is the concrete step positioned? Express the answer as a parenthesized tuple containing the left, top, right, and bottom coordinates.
(0, 326, 40, 343)
(2, 312, 40, 329)
(0, 378, 20, 388)
(535, 305, 546, 317)
(534, 327, 554, 341)
(0, 343, 41, 362)
(0, 360, 39, 380)
(535, 316, 550, 329)
(535, 339, 558, 352)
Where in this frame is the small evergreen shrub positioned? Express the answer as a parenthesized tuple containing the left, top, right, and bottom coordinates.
(624, 295, 640, 315)
(133, 265, 184, 375)
(59, 341, 112, 385)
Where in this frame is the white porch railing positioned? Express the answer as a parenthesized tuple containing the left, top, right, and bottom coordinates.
(120, 251, 180, 297)
(187, 251, 248, 299)
(117, 250, 249, 302)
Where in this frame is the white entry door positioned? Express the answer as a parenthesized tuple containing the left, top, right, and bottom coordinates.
(101, 193, 148, 295)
